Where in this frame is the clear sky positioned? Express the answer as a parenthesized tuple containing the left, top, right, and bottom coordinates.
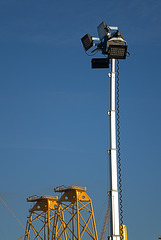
(0, 0, 161, 239)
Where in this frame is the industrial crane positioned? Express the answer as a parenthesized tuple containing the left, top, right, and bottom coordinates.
(81, 21, 128, 240)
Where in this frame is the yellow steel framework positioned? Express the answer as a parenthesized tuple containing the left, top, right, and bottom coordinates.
(53, 186, 98, 240)
(21, 195, 59, 240)
(19, 186, 98, 240)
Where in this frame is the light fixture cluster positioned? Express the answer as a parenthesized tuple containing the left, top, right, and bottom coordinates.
(81, 22, 128, 67)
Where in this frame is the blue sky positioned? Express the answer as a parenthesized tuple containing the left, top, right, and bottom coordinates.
(0, 0, 161, 239)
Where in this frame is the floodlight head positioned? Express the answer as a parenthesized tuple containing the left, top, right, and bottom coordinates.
(108, 31, 125, 46)
(81, 34, 93, 51)
(97, 22, 108, 41)
(108, 45, 127, 59)
(91, 58, 109, 69)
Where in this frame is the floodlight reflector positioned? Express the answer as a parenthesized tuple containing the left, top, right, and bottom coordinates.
(97, 22, 108, 40)
(81, 34, 93, 51)
(91, 58, 109, 69)
(108, 45, 127, 59)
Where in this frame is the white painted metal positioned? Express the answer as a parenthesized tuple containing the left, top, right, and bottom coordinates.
(108, 26, 118, 31)
(92, 37, 100, 41)
(109, 59, 120, 240)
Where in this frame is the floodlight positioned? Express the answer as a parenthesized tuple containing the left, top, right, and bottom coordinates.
(108, 31, 125, 46)
(97, 22, 108, 41)
(91, 58, 109, 69)
(108, 45, 127, 59)
(81, 34, 93, 51)
(108, 37, 125, 46)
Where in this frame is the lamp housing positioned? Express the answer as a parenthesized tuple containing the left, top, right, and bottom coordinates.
(108, 45, 127, 59)
(91, 58, 109, 69)
(81, 34, 93, 51)
(97, 22, 108, 41)
(108, 31, 125, 46)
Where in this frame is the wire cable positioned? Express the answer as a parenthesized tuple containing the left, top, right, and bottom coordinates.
(100, 197, 110, 240)
(0, 196, 25, 230)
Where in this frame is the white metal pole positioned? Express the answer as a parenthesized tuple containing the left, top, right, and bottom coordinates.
(108, 59, 120, 240)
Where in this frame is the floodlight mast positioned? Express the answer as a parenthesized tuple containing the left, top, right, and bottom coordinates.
(108, 58, 120, 240)
(81, 22, 128, 240)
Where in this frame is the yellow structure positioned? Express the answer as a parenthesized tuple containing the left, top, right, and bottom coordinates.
(120, 225, 127, 240)
(18, 186, 98, 240)
(20, 195, 59, 240)
(53, 186, 98, 240)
